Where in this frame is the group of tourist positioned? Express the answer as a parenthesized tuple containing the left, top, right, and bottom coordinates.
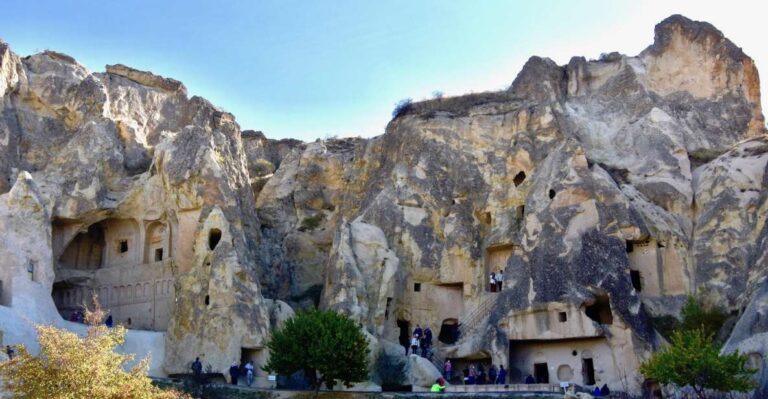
(228, 360, 256, 386)
(489, 270, 504, 292)
(408, 324, 433, 357)
(190, 357, 255, 387)
(452, 362, 507, 385)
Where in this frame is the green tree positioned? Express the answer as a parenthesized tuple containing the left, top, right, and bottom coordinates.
(640, 329, 755, 399)
(263, 309, 369, 399)
(680, 295, 727, 337)
(0, 298, 187, 399)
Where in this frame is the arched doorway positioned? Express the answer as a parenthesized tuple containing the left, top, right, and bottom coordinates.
(438, 318, 459, 344)
(144, 222, 168, 263)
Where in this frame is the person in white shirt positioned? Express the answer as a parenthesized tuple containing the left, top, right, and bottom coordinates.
(410, 334, 420, 355)
(497, 270, 504, 291)
(489, 272, 497, 292)
(245, 361, 255, 387)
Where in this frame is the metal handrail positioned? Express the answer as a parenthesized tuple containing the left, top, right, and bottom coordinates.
(457, 294, 498, 339)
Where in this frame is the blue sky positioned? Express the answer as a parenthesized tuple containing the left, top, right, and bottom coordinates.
(1, 0, 764, 141)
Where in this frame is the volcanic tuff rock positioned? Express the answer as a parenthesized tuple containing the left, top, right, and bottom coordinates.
(0, 14, 767, 395)
(0, 47, 273, 376)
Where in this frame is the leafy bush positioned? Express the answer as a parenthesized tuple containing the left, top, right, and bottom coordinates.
(640, 329, 755, 398)
(649, 314, 681, 340)
(263, 309, 370, 399)
(680, 295, 728, 339)
(650, 296, 729, 342)
(0, 298, 187, 399)
(392, 98, 413, 119)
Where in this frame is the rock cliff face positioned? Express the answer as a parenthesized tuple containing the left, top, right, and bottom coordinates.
(0, 45, 276, 377)
(0, 14, 766, 395)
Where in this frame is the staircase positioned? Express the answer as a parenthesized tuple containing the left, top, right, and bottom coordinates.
(430, 350, 444, 374)
(457, 293, 499, 340)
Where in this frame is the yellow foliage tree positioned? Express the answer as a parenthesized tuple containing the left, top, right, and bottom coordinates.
(0, 298, 188, 399)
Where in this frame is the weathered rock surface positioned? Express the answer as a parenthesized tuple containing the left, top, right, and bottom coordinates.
(252, 15, 767, 393)
(0, 42, 276, 379)
(0, 14, 767, 396)
(404, 355, 443, 387)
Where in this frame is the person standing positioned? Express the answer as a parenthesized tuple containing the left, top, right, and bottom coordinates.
(191, 357, 203, 375)
(5, 345, 14, 360)
(497, 365, 507, 384)
(497, 270, 504, 291)
(414, 324, 423, 339)
(424, 327, 433, 348)
(245, 361, 255, 387)
(443, 359, 452, 381)
(468, 364, 477, 385)
(105, 314, 113, 328)
(489, 273, 497, 292)
(488, 365, 497, 386)
(410, 334, 419, 356)
(229, 361, 240, 385)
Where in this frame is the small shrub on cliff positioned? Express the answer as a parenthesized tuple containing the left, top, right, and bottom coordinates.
(252, 158, 276, 176)
(650, 295, 729, 341)
(0, 298, 187, 399)
(298, 213, 324, 232)
(263, 309, 369, 399)
(680, 295, 728, 338)
(640, 328, 755, 398)
(391, 98, 413, 119)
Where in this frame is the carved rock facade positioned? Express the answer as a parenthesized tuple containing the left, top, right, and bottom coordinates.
(0, 14, 766, 395)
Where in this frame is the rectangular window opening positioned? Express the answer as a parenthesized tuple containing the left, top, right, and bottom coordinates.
(630, 270, 642, 292)
(558, 312, 567, 322)
(414, 283, 421, 292)
(119, 240, 129, 253)
(27, 260, 36, 281)
(534, 362, 549, 383)
(154, 248, 164, 262)
(583, 358, 596, 385)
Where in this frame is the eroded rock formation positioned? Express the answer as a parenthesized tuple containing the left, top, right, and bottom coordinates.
(0, 14, 766, 396)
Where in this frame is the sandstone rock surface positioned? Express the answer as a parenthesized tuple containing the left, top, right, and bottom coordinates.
(0, 14, 767, 397)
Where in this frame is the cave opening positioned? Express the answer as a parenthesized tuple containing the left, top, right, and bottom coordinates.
(438, 318, 459, 344)
(513, 171, 526, 187)
(52, 218, 173, 331)
(584, 294, 613, 325)
(208, 229, 222, 250)
(397, 319, 410, 350)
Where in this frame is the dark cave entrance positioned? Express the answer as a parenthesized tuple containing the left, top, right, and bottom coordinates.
(584, 294, 613, 325)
